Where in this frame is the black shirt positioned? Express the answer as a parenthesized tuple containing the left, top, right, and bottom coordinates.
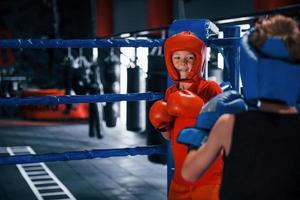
(220, 111, 300, 200)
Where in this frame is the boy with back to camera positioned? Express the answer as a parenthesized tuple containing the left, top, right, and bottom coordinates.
(181, 15, 300, 200)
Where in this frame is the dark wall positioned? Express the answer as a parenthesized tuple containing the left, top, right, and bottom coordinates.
(113, 0, 147, 34)
(111, 0, 254, 35)
(174, 0, 254, 20)
(0, 0, 256, 41)
(0, 1, 54, 38)
(0, 0, 95, 38)
(58, 0, 95, 38)
(0, 0, 94, 89)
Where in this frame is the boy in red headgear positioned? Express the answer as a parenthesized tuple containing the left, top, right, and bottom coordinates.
(181, 15, 300, 200)
(149, 31, 223, 200)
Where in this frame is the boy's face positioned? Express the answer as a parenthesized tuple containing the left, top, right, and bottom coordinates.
(172, 50, 195, 79)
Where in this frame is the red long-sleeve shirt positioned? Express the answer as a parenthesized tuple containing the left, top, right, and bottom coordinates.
(165, 79, 223, 186)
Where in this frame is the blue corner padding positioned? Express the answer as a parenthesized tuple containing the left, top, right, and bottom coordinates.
(168, 19, 219, 44)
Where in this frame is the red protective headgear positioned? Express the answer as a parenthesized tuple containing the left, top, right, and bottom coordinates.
(164, 31, 206, 82)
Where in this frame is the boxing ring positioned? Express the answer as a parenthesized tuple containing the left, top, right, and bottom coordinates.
(0, 19, 241, 198)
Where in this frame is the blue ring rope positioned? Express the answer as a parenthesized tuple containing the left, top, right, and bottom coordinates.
(0, 83, 231, 106)
(0, 39, 164, 48)
(0, 38, 240, 48)
(0, 145, 167, 165)
(0, 92, 164, 106)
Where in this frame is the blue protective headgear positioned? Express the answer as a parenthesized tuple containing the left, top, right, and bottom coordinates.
(240, 31, 300, 106)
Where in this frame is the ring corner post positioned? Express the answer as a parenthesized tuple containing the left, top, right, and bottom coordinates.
(223, 26, 241, 92)
(166, 75, 174, 196)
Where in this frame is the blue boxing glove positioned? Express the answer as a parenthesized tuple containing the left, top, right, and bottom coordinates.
(177, 128, 208, 150)
(219, 81, 232, 92)
(177, 90, 248, 150)
(196, 90, 248, 130)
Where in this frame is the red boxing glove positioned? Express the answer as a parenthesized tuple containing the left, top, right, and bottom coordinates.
(167, 90, 204, 118)
(149, 100, 173, 132)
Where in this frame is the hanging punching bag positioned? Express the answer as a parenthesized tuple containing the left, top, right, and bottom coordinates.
(126, 66, 145, 132)
(146, 55, 168, 164)
(61, 55, 74, 114)
(88, 62, 104, 139)
(103, 56, 120, 127)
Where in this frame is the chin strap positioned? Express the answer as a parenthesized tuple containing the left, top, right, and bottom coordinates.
(174, 75, 202, 83)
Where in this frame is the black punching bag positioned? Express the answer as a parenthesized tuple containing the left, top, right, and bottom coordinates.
(103, 57, 120, 127)
(146, 55, 168, 164)
(126, 66, 144, 132)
